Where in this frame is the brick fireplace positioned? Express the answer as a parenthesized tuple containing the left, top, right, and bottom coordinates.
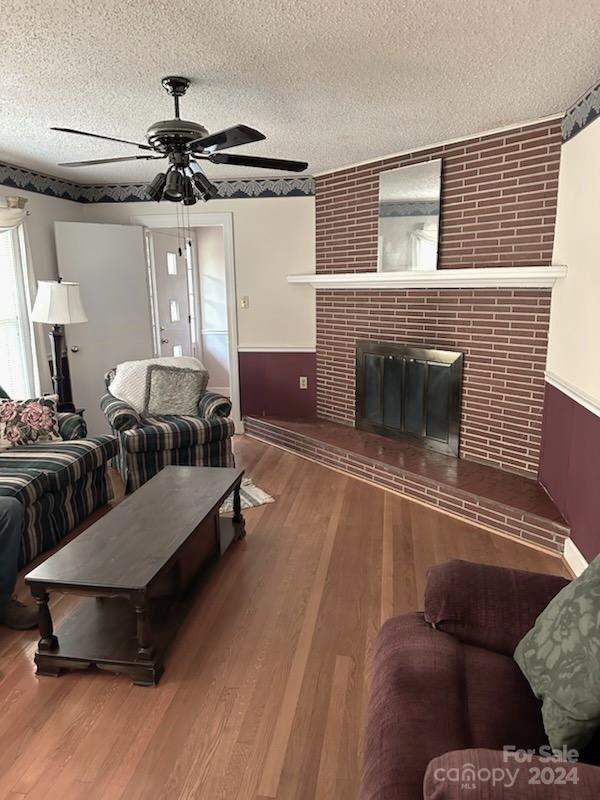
(314, 118, 562, 477)
(317, 287, 551, 476)
(246, 116, 570, 553)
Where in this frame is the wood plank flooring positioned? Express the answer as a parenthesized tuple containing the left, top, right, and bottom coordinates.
(0, 436, 568, 800)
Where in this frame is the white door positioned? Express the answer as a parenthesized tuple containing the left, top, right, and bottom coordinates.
(150, 231, 194, 358)
(54, 222, 154, 435)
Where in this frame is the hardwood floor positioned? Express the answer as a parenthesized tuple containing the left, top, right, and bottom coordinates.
(0, 436, 568, 800)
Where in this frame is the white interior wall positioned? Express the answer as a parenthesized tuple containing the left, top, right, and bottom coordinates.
(80, 196, 316, 351)
(548, 117, 600, 403)
(0, 187, 84, 393)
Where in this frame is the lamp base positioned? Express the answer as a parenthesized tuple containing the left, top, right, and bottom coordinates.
(49, 325, 66, 404)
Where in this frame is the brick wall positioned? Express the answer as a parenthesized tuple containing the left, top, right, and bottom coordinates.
(316, 288, 551, 476)
(314, 120, 562, 476)
(315, 119, 562, 272)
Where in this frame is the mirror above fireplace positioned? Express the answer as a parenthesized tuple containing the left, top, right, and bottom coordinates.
(377, 159, 442, 273)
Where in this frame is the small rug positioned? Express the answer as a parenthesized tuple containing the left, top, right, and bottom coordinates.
(220, 477, 275, 514)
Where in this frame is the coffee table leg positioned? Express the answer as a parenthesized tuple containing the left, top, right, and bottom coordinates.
(33, 589, 58, 652)
(233, 483, 246, 540)
(135, 603, 154, 661)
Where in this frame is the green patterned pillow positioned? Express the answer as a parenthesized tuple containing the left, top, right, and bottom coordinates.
(514, 556, 600, 751)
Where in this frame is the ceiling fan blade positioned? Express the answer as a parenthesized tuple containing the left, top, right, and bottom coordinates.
(58, 155, 166, 167)
(189, 124, 266, 153)
(51, 126, 154, 151)
(208, 153, 308, 173)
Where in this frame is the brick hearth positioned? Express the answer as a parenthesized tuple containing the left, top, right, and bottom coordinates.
(245, 416, 569, 554)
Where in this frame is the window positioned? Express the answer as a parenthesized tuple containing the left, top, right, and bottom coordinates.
(169, 299, 180, 322)
(166, 252, 177, 275)
(172, 345, 183, 357)
(0, 226, 37, 397)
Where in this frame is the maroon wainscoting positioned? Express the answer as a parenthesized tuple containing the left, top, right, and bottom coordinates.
(539, 382, 600, 561)
(239, 351, 317, 419)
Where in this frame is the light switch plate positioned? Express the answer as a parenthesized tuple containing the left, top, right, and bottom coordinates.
(240, 295, 250, 309)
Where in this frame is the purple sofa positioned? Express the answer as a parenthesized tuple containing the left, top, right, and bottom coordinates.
(361, 560, 600, 799)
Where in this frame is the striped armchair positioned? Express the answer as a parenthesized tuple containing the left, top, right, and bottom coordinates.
(101, 370, 235, 494)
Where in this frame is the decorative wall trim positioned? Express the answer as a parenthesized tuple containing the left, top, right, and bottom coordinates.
(563, 79, 600, 143)
(545, 371, 600, 418)
(0, 161, 82, 202)
(0, 160, 315, 203)
(288, 265, 567, 290)
(564, 537, 588, 577)
(237, 346, 316, 353)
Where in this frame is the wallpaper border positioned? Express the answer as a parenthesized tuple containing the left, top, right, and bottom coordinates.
(0, 160, 315, 203)
(562, 78, 600, 142)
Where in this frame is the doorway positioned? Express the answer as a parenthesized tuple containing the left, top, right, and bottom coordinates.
(136, 212, 241, 431)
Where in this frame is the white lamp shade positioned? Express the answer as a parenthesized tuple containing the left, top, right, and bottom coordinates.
(31, 280, 88, 324)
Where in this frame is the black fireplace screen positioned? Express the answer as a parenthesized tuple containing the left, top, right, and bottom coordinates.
(355, 340, 463, 456)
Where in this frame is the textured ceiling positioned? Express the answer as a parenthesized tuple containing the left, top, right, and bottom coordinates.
(1, 0, 599, 183)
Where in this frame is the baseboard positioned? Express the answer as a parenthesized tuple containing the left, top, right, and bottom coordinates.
(563, 538, 588, 577)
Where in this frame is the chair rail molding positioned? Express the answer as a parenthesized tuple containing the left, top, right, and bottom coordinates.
(287, 266, 568, 290)
(545, 371, 600, 418)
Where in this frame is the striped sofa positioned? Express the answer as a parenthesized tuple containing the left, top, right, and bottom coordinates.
(101, 370, 235, 494)
(0, 412, 118, 567)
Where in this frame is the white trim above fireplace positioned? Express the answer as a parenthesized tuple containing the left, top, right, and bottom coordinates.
(287, 265, 567, 290)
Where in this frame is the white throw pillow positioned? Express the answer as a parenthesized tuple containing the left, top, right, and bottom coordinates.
(109, 357, 207, 413)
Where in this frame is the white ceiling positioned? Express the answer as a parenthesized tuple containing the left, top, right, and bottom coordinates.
(1, 0, 599, 184)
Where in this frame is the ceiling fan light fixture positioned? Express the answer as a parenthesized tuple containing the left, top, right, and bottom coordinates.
(51, 77, 307, 204)
(147, 171, 167, 201)
(164, 169, 185, 200)
(182, 176, 197, 206)
(191, 171, 218, 202)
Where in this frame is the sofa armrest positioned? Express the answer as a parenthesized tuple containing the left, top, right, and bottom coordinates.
(100, 393, 141, 432)
(198, 391, 232, 419)
(57, 411, 87, 440)
(424, 560, 570, 656)
(424, 749, 599, 799)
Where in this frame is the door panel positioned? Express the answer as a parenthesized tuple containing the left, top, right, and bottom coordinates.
(54, 222, 154, 434)
(151, 232, 193, 358)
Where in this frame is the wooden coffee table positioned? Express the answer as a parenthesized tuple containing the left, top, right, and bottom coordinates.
(25, 465, 246, 686)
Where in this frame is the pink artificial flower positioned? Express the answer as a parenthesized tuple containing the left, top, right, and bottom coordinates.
(0, 402, 18, 423)
(21, 402, 46, 429)
(5, 426, 22, 444)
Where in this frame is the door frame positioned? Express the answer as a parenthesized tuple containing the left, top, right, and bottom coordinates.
(131, 212, 242, 433)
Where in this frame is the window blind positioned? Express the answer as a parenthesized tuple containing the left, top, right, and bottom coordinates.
(0, 226, 36, 398)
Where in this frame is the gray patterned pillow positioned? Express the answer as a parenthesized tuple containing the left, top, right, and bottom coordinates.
(143, 365, 208, 417)
(514, 556, 600, 750)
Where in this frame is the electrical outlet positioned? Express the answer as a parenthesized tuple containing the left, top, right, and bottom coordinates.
(240, 295, 250, 309)
(299, 376, 308, 390)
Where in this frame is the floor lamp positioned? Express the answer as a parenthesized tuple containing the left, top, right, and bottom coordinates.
(31, 279, 88, 407)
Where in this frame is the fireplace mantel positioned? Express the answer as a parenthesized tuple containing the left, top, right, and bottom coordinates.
(288, 265, 567, 290)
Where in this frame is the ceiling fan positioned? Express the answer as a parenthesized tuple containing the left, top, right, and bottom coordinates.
(51, 76, 309, 204)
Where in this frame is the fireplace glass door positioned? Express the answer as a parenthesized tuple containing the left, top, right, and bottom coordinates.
(356, 341, 463, 456)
